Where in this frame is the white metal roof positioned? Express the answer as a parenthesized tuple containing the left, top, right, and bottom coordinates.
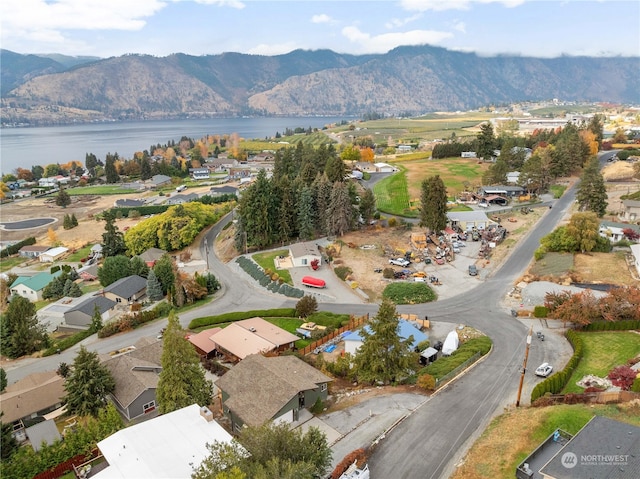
(94, 404, 233, 478)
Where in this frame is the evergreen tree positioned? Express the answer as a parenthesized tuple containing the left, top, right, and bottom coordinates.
(476, 122, 497, 162)
(153, 254, 175, 295)
(482, 157, 509, 185)
(326, 181, 353, 237)
(90, 304, 103, 333)
(55, 188, 71, 208)
(105, 156, 119, 183)
(157, 312, 213, 414)
(101, 210, 126, 257)
(576, 156, 608, 217)
(358, 188, 376, 225)
(1, 412, 18, 461)
(588, 114, 604, 147)
(324, 155, 346, 183)
(129, 255, 150, 278)
(64, 346, 115, 417)
(98, 255, 131, 286)
(140, 157, 152, 180)
(0, 296, 48, 358)
(352, 298, 417, 384)
(146, 269, 164, 301)
(419, 175, 448, 233)
(71, 213, 78, 227)
(62, 279, 82, 297)
(296, 186, 316, 240)
(63, 214, 72, 229)
(312, 173, 332, 235)
(0, 367, 6, 392)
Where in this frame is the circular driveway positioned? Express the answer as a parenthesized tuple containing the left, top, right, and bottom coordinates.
(0, 217, 57, 230)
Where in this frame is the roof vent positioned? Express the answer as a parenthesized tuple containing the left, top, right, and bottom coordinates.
(249, 327, 257, 332)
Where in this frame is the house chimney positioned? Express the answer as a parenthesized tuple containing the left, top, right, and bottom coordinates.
(200, 406, 214, 422)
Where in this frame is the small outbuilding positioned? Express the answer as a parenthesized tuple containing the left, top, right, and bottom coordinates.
(39, 246, 69, 263)
(289, 242, 322, 268)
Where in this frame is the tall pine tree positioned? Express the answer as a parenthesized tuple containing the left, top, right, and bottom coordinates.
(157, 312, 213, 414)
(419, 175, 448, 233)
(64, 346, 115, 417)
(576, 156, 608, 217)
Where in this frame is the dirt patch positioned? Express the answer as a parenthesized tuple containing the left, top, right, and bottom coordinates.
(573, 251, 637, 285)
(602, 161, 638, 181)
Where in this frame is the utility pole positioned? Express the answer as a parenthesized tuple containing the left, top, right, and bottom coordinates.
(516, 326, 533, 407)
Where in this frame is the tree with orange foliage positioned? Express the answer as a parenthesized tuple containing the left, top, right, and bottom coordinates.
(15, 168, 33, 181)
(360, 147, 375, 162)
(47, 227, 58, 245)
(599, 286, 640, 322)
(579, 130, 599, 156)
(553, 290, 601, 327)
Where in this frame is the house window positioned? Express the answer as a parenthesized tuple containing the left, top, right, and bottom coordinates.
(143, 401, 155, 413)
(320, 383, 327, 392)
(115, 298, 122, 303)
(301, 259, 307, 265)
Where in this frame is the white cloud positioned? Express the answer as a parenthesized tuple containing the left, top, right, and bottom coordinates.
(451, 20, 466, 33)
(400, 0, 525, 12)
(384, 13, 422, 29)
(311, 13, 334, 24)
(191, 0, 245, 8)
(248, 41, 301, 55)
(341, 26, 453, 53)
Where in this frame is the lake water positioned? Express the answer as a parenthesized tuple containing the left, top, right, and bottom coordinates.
(0, 117, 347, 173)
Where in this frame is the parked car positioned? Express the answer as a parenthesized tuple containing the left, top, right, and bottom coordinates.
(478, 200, 489, 208)
(535, 363, 553, 378)
(453, 246, 461, 254)
(468, 264, 478, 276)
(389, 258, 410, 267)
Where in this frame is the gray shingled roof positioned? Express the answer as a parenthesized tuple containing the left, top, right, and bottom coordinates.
(103, 355, 161, 408)
(67, 295, 116, 315)
(103, 275, 147, 299)
(215, 354, 332, 427)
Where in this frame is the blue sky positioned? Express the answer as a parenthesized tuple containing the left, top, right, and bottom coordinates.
(1, 0, 638, 59)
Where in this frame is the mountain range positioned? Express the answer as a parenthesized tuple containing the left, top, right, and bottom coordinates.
(1, 45, 638, 125)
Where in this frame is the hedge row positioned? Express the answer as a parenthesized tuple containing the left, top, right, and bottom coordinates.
(0, 237, 36, 257)
(189, 308, 297, 329)
(531, 329, 583, 403)
(107, 194, 236, 218)
(97, 303, 172, 338)
(236, 256, 304, 299)
(581, 320, 640, 331)
(421, 336, 492, 379)
(43, 329, 94, 356)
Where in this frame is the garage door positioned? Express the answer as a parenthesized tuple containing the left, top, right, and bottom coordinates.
(477, 222, 486, 230)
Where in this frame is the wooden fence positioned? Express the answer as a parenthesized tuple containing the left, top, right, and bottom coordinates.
(299, 314, 369, 356)
(539, 390, 640, 406)
(33, 450, 98, 479)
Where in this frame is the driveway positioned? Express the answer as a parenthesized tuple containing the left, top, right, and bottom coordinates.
(289, 265, 366, 304)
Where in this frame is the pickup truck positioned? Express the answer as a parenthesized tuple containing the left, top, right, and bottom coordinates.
(389, 258, 410, 267)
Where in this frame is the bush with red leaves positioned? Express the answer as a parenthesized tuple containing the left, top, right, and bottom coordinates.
(331, 449, 367, 479)
(607, 365, 637, 390)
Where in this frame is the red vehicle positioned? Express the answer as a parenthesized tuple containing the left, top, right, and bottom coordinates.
(302, 276, 326, 288)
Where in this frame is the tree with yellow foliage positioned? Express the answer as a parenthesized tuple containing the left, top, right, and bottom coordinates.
(47, 227, 59, 245)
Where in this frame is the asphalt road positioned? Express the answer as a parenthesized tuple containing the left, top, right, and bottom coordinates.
(3, 151, 616, 478)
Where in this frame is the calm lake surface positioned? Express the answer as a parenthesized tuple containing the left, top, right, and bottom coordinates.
(0, 117, 347, 173)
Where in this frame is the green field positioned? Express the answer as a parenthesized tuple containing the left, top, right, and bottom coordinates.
(251, 250, 293, 284)
(67, 185, 139, 195)
(563, 331, 640, 393)
(0, 256, 26, 272)
(372, 167, 415, 217)
(66, 245, 92, 262)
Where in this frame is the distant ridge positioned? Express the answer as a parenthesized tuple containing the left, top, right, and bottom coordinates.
(1, 46, 638, 125)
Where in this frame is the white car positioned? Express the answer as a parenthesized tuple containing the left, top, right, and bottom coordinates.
(535, 363, 553, 378)
(389, 258, 410, 267)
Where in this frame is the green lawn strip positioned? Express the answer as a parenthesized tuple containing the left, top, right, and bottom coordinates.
(251, 250, 293, 284)
(529, 252, 574, 277)
(80, 283, 102, 295)
(66, 245, 92, 262)
(372, 167, 415, 217)
(0, 256, 26, 272)
(66, 185, 138, 195)
(549, 184, 567, 199)
(563, 331, 640, 393)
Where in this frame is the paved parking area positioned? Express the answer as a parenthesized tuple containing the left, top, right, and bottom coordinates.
(289, 265, 366, 304)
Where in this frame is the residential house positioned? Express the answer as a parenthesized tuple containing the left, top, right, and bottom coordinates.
(63, 295, 117, 329)
(78, 263, 99, 281)
(39, 246, 69, 263)
(137, 247, 167, 267)
(215, 354, 332, 432)
(630, 244, 640, 277)
(38, 175, 69, 187)
(113, 198, 145, 208)
(374, 162, 397, 173)
(165, 192, 199, 205)
(189, 167, 210, 180)
(187, 327, 222, 357)
(102, 338, 163, 421)
(396, 144, 412, 153)
(150, 174, 172, 188)
(18, 245, 51, 258)
(599, 220, 640, 243)
(0, 371, 65, 440)
(479, 185, 525, 198)
(619, 199, 640, 222)
(229, 167, 252, 180)
(10, 271, 62, 301)
(518, 416, 640, 479)
(102, 275, 147, 304)
(289, 242, 322, 268)
(93, 404, 233, 479)
(447, 211, 498, 232)
(251, 152, 275, 162)
(209, 318, 298, 362)
(354, 161, 377, 173)
(209, 185, 238, 197)
(207, 157, 238, 172)
(343, 319, 428, 356)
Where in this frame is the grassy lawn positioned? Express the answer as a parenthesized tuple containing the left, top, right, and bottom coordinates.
(80, 283, 103, 294)
(266, 317, 310, 349)
(529, 252, 574, 277)
(373, 167, 415, 217)
(451, 402, 640, 479)
(563, 331, 640, 393)
(67, 185, 139, 195)
(0, 256, 27, 272)
(251, 250, 293, 284)
(66, 245, 92, 262)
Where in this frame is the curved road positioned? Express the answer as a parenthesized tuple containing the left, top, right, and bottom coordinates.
(4, 152, 615, 479)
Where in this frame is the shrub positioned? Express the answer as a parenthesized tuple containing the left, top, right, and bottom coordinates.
(382, 282, 436, 304)
(533, 306, 549, 318)
(331, 449, 367, 479)
(382, 267, 395, 279)
(310, 397, 324, 414)
(295, 295, 318, 318)
(388, 217, 397, 227)
(607, 365, 637, 390)
(334, 266, 353, 281)
(631, 378, 640, 393)
(417, 373, 436, 391)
